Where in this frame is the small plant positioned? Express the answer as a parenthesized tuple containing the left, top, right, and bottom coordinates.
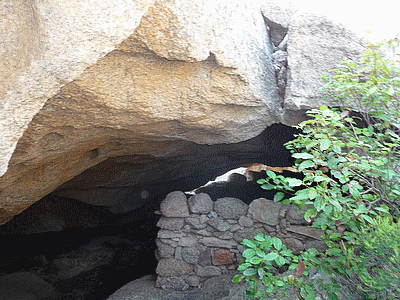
(350, 216, 400, 299)
(233, 233, 321, 300)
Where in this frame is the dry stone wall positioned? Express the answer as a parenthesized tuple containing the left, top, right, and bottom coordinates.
(154, 191, 326, 290)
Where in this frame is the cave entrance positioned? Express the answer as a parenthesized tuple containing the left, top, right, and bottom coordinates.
(0, 123, 299, 300)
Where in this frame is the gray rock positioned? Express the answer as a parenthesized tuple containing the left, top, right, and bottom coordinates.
(186, 216, 208, 229)
(188, 193, 214, 214)
(157, 216, 185, 230)
(233, 227, 265, 242)
(305, 239, 328, 253)
(159, 276, 190, 291)
(195, 265, 222, 277)
(248, 198, 282, 226)
(106, 271, 362, 299)
(156, 258, 194, 277)
(181, 247, 200, 264)
(238, 216, 254, 227)
(157, 229, 186, 239)
(283, 13, 365, 125)
(160, 192, 189, 217)
(192, 228, 213, 237)
(198, 248, 212, 267)
(0, 272, 56, 300)
(213, 231, 234, 240)
(175, 247, 183, 260)
(48, 244, 114, 280)
(207, 216, 231, 232)
(199, 237, 238, 248)
(287, 204, 313, 225)
(214, 198, 248, 220)
(178, 235, 198, 247)
(156, 239, 176, 258)
(283, 237, 304, 254)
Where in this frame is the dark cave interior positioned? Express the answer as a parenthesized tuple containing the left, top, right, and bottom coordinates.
(0, 123, 300, 300)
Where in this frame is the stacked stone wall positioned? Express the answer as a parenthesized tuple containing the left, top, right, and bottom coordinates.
(154, 191, 326, 290)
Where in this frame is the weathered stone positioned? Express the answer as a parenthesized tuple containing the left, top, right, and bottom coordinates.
(181, 247, 200, 265)
(287, 225, 325, 241)
(238, 216, 254, 227)
(305, 240, 328, 253)
(283, 237, 304, 254)
(160, 192, 189, 218)
(157, 229, 186, 239)
(212, 231, 234, 240)
(159, 239, 179, 248)
(263, 224, 276, 232)
(175, 246, 183, 260)
(286, 204, 314, 225)
(198, 248, 212, 267)
(0, 0, 279, 225)
(185, 216, 207, 229)
(156, 276, 190, 291)
(282, 13, 365, 125)
(0, 272, 56, 300)
(229, 224, 241, 232)
(260, 0, 297, 46)
(156, 239, 175, 258)
(280, 218, 287, 234)
(178, 235, 198, 247)
(156, 258, 193, 277)
(156, 217, 185, 231)
(213, 249, 234, 266)
(199, 237, 238, 248)
(188, 193, 213, 214)
(214, 198, 248, 220)
(183, 275, 200, 287)
(206, 216, 231, 232)
(233, 227, 265, 243)
(248, 198, 282, 226)
(192, 229, 212, 237)
(195, 265, 222, 277)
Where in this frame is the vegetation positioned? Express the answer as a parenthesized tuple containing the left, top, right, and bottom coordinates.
(233, 36, 400, 299)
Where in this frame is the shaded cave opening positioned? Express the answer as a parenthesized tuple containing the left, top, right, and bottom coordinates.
(0, 123, 300, 300)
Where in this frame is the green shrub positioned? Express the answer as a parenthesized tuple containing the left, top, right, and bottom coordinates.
(232, 233, 322, 300)
(234, 36, 400, 299)
(350, 216, 400, 299)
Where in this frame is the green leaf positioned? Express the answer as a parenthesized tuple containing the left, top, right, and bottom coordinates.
(243, 268, 257, 276)
(369, 86, 378, 94)
(292, 153, 314, 159)
(328, 292, 339, 300)
(298, 160, 315, 170)
(237, 263, 252, 271)
(287, 178, 303, 187)
(250, 257, 262, 265)
(242, 239, 258, 249)
(261, 184, 275, 190)
(274, 192, 285, 202)
(320, 139, 332, 151)
(266, 170, 276, 179)
(232, 274, 243, 283)
(265, 252, 279, 261)
(362, 214, 374, 224)
(276, 256, 286, 267)
(308, 188, 318, 200)
(271, 237, 283, 250)
(243, 249, 256, 259)
(254, 233, 265, 242)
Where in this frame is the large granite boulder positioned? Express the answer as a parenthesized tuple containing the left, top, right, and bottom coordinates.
(0, 0, 373, 224)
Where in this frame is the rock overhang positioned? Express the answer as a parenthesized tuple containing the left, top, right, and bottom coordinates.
(0, 0, 373, 225)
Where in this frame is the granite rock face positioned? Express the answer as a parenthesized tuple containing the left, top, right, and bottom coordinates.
(0, 0, 367, 224)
